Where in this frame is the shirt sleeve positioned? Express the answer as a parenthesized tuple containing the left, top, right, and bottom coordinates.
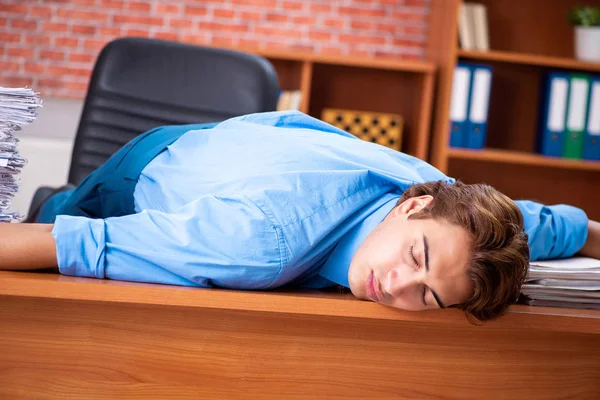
(515, 200, 589, 261)
(52, 194, 284, 289)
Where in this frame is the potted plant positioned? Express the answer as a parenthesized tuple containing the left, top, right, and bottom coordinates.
(570, 6, 600, 62)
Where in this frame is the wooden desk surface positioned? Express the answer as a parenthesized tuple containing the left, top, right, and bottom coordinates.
(1, 271, 599, 399)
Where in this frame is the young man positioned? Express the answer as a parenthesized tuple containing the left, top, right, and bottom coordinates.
(6, 111, 599, 322)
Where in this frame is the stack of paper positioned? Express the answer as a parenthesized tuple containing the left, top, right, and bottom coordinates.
(0, 86, 42, 222)
(521, 257, 600, 310)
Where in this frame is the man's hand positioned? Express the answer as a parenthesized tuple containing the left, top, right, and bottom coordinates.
(0, 223, 58, 271)
(579, 220, 600, 259)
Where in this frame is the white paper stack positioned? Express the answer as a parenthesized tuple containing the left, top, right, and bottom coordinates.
(521, 257, 600, 310)
(0, 86, 42, 222)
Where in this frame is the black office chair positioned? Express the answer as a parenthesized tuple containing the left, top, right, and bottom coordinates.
(27, 37, 280, 220)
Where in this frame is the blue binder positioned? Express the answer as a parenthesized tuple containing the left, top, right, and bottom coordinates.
(464, 64, 492, 149)
(539, 72, 570, 157)
(583, 75, 600, 161)
(449, 63, 473, 148)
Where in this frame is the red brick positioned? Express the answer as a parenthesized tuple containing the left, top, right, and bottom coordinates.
(29, 6, 53, 18)
(100, 0, 125, 9)
(55, 37, 79, 47)
(0, 3, 27, 14)
(24, 63, 46, 74)
(40, 50, 65, 61)
(403, 25, 427, 35)
(43, 22, 69, 32)
(99, 27, 122, 36)
(27, 35, 51, 46)
(240, 11, 262, 21)
(308, 4, 331, 13)
(125, 29, 150, 37)
(347, 49, 371, 58)
(2, 77, 33, 88)
(69, 52, 95, 63)
(48, 66, 91, 77)
(211, 35, 236, 47)
(127, 2, 151, 12)
(198, 22, 247, 33)
(0, 61, 20, 73)
(181, 34, 208, 46)
(308, 31, 332, 41)
(231, 0, 277, 7)
(281, 1, 303, 11)
(184, 6, 207, 16)
(39, 79, 64, 89)
(351, 20, 374, 30)
(393, 38, 423, 46)
(170, 19, 193, 29)
(319, 46, 345, 56)
(7, 47, 34, 58)
(339, 34, 386, 45)
(114, 15, 163, 25)
(64, 81, 89, 92)
(10, 19, 38, 30)
(339, 7, 386, 17)
(322, 18, 345, 29)
(72, 24, 97, 35)
(254, 26, 301, 38)
(377, 23, 398, 34)
(265, 42, 314, 53)
(0, 33, 21, 43)
(153, 31, 180, 41)
(266, 13, 288, 23)
(238, 38, 261, 50)
(213, 8, 235, 19)
(292, 16, 314, 25)
(0, 18, 6, 28)
(83, 38, 107, 51)
(156, 4, 181, 14)
(56, 9, 110, 23)
(392, 11, 427, 21)
(404, 0, 427, 6)
(72, 0, 98, 5)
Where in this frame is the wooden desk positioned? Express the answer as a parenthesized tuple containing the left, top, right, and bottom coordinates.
(1, 271, 599, 399)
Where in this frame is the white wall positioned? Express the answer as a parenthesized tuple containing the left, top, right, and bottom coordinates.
(12, 97, 83, 218)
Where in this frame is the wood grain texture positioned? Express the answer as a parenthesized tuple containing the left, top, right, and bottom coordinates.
(1, 292, 599, 399)
(459, 49, 600, 73)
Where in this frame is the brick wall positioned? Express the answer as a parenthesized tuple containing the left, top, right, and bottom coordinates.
(1, 0, 431, 99)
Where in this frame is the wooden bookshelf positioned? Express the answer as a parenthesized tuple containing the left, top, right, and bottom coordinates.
(459, 49, 600, 73)
(216, 46, 437, 160)
(449, 148, 600, 172)
(428, 0, 600, 220)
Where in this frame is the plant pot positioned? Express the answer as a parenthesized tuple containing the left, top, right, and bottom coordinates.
(574, 26, 600, 62)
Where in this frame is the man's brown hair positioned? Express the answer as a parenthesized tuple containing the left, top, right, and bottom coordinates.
(398, 180, 529, 323)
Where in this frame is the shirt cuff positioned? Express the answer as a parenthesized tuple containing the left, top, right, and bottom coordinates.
(52, 215, 106, 278)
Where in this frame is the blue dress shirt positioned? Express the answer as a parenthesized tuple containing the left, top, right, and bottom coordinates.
(52, 111, 589, 289)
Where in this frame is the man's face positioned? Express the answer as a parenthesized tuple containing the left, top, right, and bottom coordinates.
(348, 195, 472, 311)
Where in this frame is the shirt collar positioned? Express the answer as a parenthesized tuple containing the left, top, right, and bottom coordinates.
(319, 194, 400, 288)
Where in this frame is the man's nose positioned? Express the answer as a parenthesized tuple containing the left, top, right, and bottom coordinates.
(384, 264, 424, 296)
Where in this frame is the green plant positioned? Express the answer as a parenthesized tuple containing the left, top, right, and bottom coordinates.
(569, 6, 600, 26)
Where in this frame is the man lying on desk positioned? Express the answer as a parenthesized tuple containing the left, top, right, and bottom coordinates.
(6, 111, 600, 322)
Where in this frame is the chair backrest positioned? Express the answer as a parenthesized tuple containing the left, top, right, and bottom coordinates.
(69, 37, 280, 185)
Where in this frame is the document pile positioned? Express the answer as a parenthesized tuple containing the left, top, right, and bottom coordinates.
(521, 257, 600, 310)
(0, 86, 41, 222)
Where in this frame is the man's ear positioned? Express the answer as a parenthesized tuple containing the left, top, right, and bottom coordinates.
(389, 195, 434, 218)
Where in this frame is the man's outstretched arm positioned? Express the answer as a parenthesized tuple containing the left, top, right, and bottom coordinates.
(0, 223, 57, 270)
(580, 220, 600, 259)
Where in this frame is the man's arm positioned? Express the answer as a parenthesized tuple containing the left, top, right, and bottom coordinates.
(515, 200, 589, 261)
(579, 220, 600, 259)
(0, 223, 57, 270)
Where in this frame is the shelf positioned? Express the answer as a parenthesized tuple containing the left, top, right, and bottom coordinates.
(458, 49, 600, 73)
(448, 148, 600, 172)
